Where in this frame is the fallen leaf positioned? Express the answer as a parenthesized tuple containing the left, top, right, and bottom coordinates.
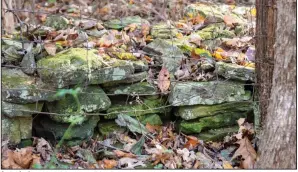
(223, 15, 237, 27)
(34, 137, 53, 161)
(184, 136, 200, 149)
(44, 42, 57, 56)
(102, 159, 117, 169)
(113, 150, 136, 158)
(193, 160, 200, 169)
(223, 161, 233, 169)
(157, 67, 170, 93)
(146, 123, 161, 133)
(118, 157, 146, 169)
(231, 137, 257, 169)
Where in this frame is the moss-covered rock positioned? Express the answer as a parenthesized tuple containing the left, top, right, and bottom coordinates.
(34, 115, 99, 146)
(197, 126, 238, 141)
(45, 16, 69, 30)
(105, 96, 169, 119)
(184, 3, 224, 22)
(169, 81, 251, 106)
(143, 39, 185, 74)
(37, 48, 135, 88)
(215, 61, 255, 81)
(151, 22, 179, 39)
(179, 112, 247, 134)
(46, 86, 111, 123)
(2, 67, 56, 104)
(98, 121, 125, 136)
(2, 115, 32, 144)
(104, 16, 149, 29)
(2, 101, 44, 118)
(105, 82, 158, 95)
(102, 71, 148, 87)
(176, 101, 252, 120)
(138, 114, 163, 126)
(196, 23, 235, 40)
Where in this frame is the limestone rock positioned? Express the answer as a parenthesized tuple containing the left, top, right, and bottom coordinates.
(168, 81, 251, 106)
(143, 39, 185, 74)
(105, 96, 169, 119)
(102, 71, 148, 87)
(2, 67, 56, 104)
(176, 101, 252, 120)
(37, 48, 135, 88)
(179, 112, 247, 134)
(215, 61, 255, 81)
(104, 16, 149, 29)
(150, 22, 179, 39)
(197, 126, 238, 141)
(2, 115, 32, 144)
(46, 86, 111, 123)
(105, 82, 158, 95)
(2, 101, 44, 118)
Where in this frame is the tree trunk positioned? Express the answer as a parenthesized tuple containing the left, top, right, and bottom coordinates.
(256, 0, 297, 169)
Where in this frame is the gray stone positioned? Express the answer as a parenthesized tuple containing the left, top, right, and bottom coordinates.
(104, 16, 149, 29)
(2, 67, 56, 104)
(179, 111, 247, 134)
(102, 71, 148, 87)
(176, 101, 253, 120)
(20, 51, 36, 75)
(215, 61, 255, 81)
(37, 48, 135, 88)
(2, 115, 32, 144)
(150, 22, 179, 39)
(105, 82, 157, 95)
(46, 86, 111, 123)
(143, 39, 185, 74)
(45, 16, 69, 30)
(2, 101, 44, 118)
(168, 81, 251, 106)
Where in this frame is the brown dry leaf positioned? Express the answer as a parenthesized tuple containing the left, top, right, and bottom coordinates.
(113, 150, 136, 158)
(141, 24, 150, 37)
(231, 137, 257, 169)
(118, 157, 146, 169)
(192, 13, 205, 25)
(237, 118, 246, 126)
(223, 15, 237, 27)
(152, 152, 172, 165)
(146, 123, 161, 133)
(44, 42, 57, 56)
(102, 159, 118, 169)
(34, 137, 53, 161)
(189, 34, 202, 46)
(30, 154, 41, 169)
(2, 150, 22, 169)
(193, 160, 200, 169)
(2, 147, 34, 169)
(223, 161, 233, 169)
(184, 136, 200, 149)
(157, 67, 170, 93)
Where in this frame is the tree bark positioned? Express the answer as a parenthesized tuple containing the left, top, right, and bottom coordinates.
(256, 0, 297, 169)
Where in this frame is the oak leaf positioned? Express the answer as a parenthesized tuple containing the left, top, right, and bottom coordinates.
(157, 67, 170, 93)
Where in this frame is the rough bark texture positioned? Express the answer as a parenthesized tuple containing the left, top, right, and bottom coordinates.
(255, 0, 276, 126)
(1, 0, 16, 33)
(256, 0, 297, 169)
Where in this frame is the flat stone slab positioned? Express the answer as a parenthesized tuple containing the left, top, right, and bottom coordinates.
(215, 61, 255, 81)
(2, 116, 32, 144)
(105, 82, 158, 95)
(168, 81, 251, 106)
(37, 48, 135, 88)
(2, 101, 44, 118)
(2, 67, 57, 104)
(176, 101, 253, 120)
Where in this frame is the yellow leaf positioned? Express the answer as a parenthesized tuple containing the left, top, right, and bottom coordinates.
(223, 161, 233, 169)
(176, 33, 184, 39)
(250, 8, 256, 17)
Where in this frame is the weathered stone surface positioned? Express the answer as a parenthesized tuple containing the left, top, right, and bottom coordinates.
(102, 71, 148, 87)
(143, 39, 184, 74)
(169, 81, 251, 106)
(2, 46, 23, 64)
(2, 67, 56, 104)
(46, 86, 111, 123)
(184, 3, 224, 22)
(104, 16, 149, 29)
(105, 82, 158, 95)
(2, 101, 44, 118)
(105, 96, 169, 119)
(98, 121, 125, 136)
(34, 115, 99, 146)
(176, 101, 253, 120)
(196, 23, 235, 40)
(215, 61, 255, 81)
(2, 115, 32, 144)
(20, 51, 36, 75)
(179, 112, 247, 134)
(150, 22, 179, 39)
(132, 60, 149, 72)
(45, 16, 69, 30)
(197, 126, 238, 141)
(37, 48, 135, 88)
